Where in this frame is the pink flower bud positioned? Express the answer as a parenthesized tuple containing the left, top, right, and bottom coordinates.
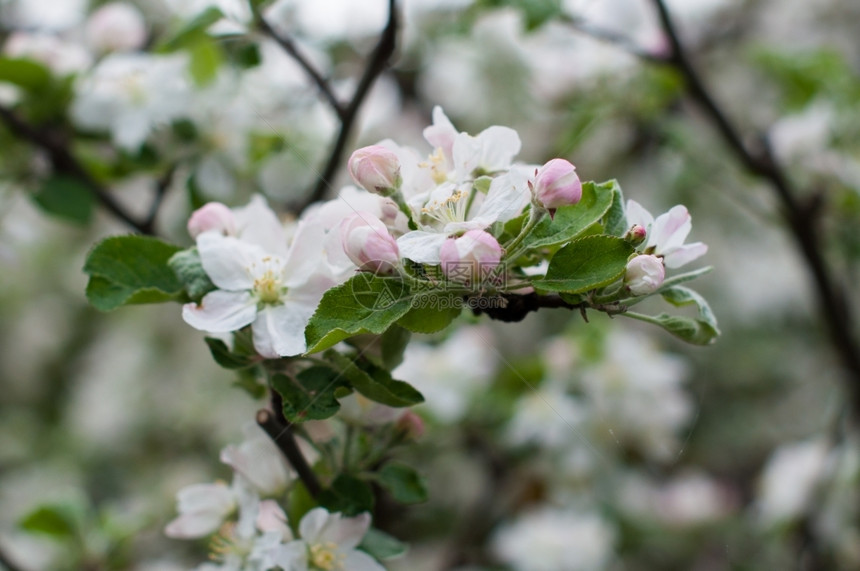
(624, 254, 665, 296)
(396, 410, 425, 440)
(624, 224, 647, 246)
(348, 145, 402, 196)
(532, 158, 582, 210)
(85, 2, 147, 53)
(340, 212, 400, 274)
(439, 230, 502, 285)
(187, 202, 237, 239)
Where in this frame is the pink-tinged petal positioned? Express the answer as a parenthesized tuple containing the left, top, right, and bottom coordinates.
(423, 106, 458, 165)
(650, 205, 691, 252)
(625, 199, 654, 233)
(282, 217, 328, 288)
(342, 549, 386, 571)
(396, 231, 449, 264)
(475, 169, 530, 224)
(251, 302, 315, 358)
(319, 512, 371, 550)
(182, 290, 257, 333)
(257, 500, 292, 538)
(271, 540, 309, 570)
(664, 242, 708, 269)
(298, 507, 331, 543)
(197, 232, 264, 290)
(232, 194, 289, 258)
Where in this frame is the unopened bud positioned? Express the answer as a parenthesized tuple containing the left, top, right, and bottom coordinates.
(85, 2, 147, 53)
(340, 212, 400, 274)
(532, 158, 582, 211)
(439, 229, 502, 285)
(624, 254, 665, 296)
(396, 410, 425, 440)
(348, 145, 402, 196)
(624, 224, 647, 246)
(187, 202, 237, 239)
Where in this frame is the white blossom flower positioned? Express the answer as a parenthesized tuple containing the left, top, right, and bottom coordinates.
(756, 438, 831, 525)
(272, 508, 383, 571)
(164, 482, 237, 539)
(491, 506, 615, 571)
(219, 423, 295, 497)
(625, 200, 708, 269)
(182, 197, 336, 358)
(70, 52, 192, 150)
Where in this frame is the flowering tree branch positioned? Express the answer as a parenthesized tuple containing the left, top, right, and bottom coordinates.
(258, 0, 398, 213)
(256, 408, 323, 499)
(0, 104, 156, 235)
(644, 0, 860, 410)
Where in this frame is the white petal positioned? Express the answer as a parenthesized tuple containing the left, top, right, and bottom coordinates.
(396, 231, 448, 264)
(474, 125, 522, 171)
(251, 302, 314, 358)
(625, 199, 653, 232)
(271, 540, 309, 570)
(650, 205, 691, 252)
(164, 512, 227, 539)
(232, 194, 289, 257)
(318, 512, 371, 550)
(282, 217, 328, 287)
(182, 290, 257, 333)
(342, 549, 386, 571)
(299, 508, 331, 543)
(475, 169, 529, 224)
(664, 242, 708, 269)
(423, 105, 457, 164)
(197, 232, 264, 290)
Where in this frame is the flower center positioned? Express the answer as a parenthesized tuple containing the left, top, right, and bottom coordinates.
(253, 269, 283, 304)
(420, 148, 449, 184)
(420, 188, 470, 228)
(309, 542, 344, 570)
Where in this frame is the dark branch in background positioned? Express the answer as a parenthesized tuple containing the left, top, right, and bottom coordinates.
(140, 163, 177, 235)
(644, 0, 860, 411)
(256, 408, 323, 499)
(559, 15, 669, 64)
(0, 104, 154, 235)
(256, 0, 398, 214)
(255, 15, 346, 119)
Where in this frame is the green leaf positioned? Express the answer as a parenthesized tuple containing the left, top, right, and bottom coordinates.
(168, 248, 216, 301)
(305, 274, 413, 354)
(18, 506, 77, 538)
(232, 366, 266, 399)
(324, 350, 424, 408)
(534, 235, 633, 294)
(376, 463, 428, 504)
(661, 285, 720, 334)
(271, 368, 345, 423)
(204, 337, 257, 370)
(318, 474, 375, 516)
(0, 57, 52, 90)
(359, 528, 408, 560)
(524, 181, 614, 249)
(396, 301, 461, 334)
(188, 38, 223, 86)
(602, 179, 628, 236)
(379, 325, 411, 370)
(84, 236, 184, 311)
(624, 311, 720, 346)
(31, 176, 94, 224)
(159, 6, 224, 51)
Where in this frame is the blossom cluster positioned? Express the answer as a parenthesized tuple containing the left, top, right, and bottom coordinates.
(178, 107, 710, 359)
(165, 424, 384, 571)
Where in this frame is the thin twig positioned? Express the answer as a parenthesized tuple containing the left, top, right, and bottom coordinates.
(256, 408, 322, 499)
(0, 104, 152, 235)
(559, 14, 668, 64)
(294, 0, 399, 213)
(646, 0, 860, 410)
(254, 15, 346, 120)
(139, 163, 176, 235)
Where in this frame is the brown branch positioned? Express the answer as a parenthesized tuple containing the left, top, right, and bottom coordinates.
(254, 15, 346, 120)
(0, 104, 153, 235)
(256, 408, 322, 499)
(292, 0, 399, 213)
(139, 163, 176, 235)
(645, 0, 860, 406)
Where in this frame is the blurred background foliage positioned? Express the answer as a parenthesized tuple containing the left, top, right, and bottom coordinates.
(1, 0, 859, 569)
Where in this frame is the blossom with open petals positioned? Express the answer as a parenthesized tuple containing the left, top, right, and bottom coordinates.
(272, 508, 384, 571)
(626, 200, 708, 268)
